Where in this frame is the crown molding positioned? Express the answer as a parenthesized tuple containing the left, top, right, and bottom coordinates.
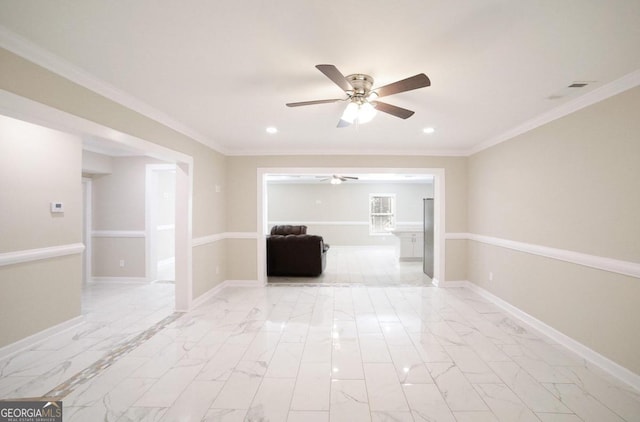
(224, 148, 468, 157)
(0, 25, 227, 155)
(3, 25, 638, 159)
(468, 69, 640, 156)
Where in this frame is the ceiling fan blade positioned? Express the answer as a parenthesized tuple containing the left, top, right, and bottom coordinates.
(286, 99, 342, 107)
(372, 101, 415, 119)
(337, 119, 351, 128)
(316, 64, 354, 92)
(375, 73, 430, 98)
(341, 176, 359, 180)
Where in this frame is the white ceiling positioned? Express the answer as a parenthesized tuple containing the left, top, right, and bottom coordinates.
(1, 1, 639, 156)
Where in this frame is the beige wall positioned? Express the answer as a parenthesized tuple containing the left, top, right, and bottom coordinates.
(0, 48, 227, 322)
(268, 182, 433, 246)
(90, 156, 163, 278)
(227, 155, 467, 280)
(0, 116, 82, 347)
(82, 150, 113, 175)
(467, 87, 640, 374)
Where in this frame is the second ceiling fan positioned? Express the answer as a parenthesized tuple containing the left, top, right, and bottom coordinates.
(286, 64, 430, 128)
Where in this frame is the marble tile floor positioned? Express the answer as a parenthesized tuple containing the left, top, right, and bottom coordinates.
(2, 281, 640, 421)
(0, 278, 640, 422)
(0, 280, 175, 402)
(268, 246, 432, 286)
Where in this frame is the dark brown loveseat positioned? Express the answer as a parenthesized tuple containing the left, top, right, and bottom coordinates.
(266, 225, 330, 277)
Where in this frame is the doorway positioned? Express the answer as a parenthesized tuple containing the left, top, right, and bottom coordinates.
(0, 90, 194, 311)
(257, 167, 446, 285)
(146, 164, 177, 282)
(82, 177, 92, 284)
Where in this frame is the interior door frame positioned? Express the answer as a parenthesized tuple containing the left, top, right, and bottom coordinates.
(145, 163, 177, 282)
(0, 90, 194, 311)
(82, 177, 92, 284)
(257, 167, 446, 285)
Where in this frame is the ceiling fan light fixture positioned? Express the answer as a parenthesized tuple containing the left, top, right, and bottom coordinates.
(358, 102, 377, 124)
(341, 102, 359, 124)
(341, 101, 377, 125)
(330, 176, 342, 185)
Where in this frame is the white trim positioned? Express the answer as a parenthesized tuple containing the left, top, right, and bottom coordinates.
(457, 281, 640, 392)
(192, 233, 226, 247)
(436, 280, 468, 287)
(192, 232, 259, 247)
(82, 177, 92, 284)
(444, 232, 469, 240)
(157, 224, 175, 231)
(0, 243, 85, 267)
(258, 167, 446, 286)
(91, 277, 148, 283)
(225, 280, 263, 287)
(453, 232, 640, 279)
(191, 281, 230, 308)
(92, 230, 146, 238)
(0, 25, 226, 154)
(468, 69, 640, 155)
(0, 316, 84, 362)
(146, 163, 177, 283)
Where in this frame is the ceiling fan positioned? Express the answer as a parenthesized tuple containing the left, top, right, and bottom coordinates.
(286, 64, 430, 128)
(317, 175, 359, 185)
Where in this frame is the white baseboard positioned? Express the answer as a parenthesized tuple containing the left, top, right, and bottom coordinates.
(436, 280, 468, 287)
(91, 277, 148, 283)
(0, 315, 84, 362)
(225, 279, 264, 287)
(191, 281, 229, 309)
(451, 280, 640, 392)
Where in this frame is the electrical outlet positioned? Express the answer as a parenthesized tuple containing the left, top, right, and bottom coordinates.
(119, 259, 125, 268)
(489, 271, 493, 281)
(215, 265, 220, 275)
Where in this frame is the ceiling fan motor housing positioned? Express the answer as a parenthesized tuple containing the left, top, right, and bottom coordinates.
(346, 74, 375, 103)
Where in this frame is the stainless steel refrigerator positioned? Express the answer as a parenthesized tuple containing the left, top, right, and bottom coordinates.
(423, 198, 434, 278)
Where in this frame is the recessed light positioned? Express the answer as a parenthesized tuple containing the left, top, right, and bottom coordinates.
(266, 127, 278, 134)
(423, 127, 435, 134)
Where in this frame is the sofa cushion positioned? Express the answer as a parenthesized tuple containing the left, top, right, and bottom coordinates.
(270, 225, 308, 235)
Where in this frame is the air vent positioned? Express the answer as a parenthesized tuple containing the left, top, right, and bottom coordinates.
(547, 81, 597, 100)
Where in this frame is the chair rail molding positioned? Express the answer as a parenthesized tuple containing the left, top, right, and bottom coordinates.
(0, 243, 85, 267)
(447, 232, 640, 279)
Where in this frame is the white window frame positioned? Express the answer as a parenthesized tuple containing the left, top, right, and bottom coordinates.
(369, 193, 396, 235)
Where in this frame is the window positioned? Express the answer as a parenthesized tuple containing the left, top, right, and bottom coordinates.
(369, 194, 396, 235)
